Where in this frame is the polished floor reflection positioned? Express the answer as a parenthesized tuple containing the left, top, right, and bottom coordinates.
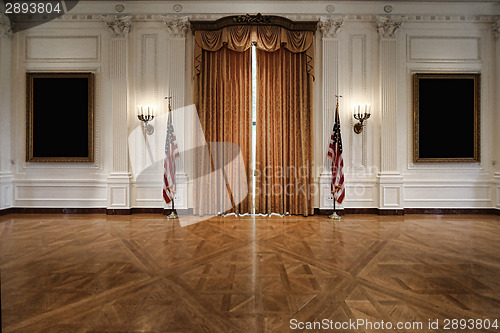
(1, 214, 500, 332)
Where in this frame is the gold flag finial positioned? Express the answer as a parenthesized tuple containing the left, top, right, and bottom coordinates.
(165, 96, 172, 112)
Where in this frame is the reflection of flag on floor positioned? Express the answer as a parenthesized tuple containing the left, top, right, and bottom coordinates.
(327, 102, 345, 204)
(163, 112, 180, 204)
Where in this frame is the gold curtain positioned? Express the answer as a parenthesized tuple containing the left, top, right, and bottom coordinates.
(254, 47, 314, 216)
(194, 26, 314, 80)
(193, 23, 315, 216)
(193, 47, 252, 215)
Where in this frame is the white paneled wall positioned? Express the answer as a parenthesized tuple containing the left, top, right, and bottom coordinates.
(495, 19, 500, 209)
(0, 1, 498, 212)
(0, 16, 13, 210)
(400, 20, 494, 209)
(130, 23, 165, 209)
(9, 20, 108, 209)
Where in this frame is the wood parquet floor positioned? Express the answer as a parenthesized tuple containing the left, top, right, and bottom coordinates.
(1, 213, 500, 333)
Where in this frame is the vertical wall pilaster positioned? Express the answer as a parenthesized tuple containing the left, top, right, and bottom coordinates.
(376, 16, 405, 210)
(492, 19, 500, 210)
(104, 16, 133, 210)
(0, 13, 13, 210)
(318, 16, 344, 209)
(110, 38, 129, 173)
(164, 17, 188, 113)
(163, 16, 189, 209)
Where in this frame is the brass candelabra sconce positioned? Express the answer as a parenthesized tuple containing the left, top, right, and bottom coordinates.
(353, 102, 371, 134)
(137, 104, 155, 135)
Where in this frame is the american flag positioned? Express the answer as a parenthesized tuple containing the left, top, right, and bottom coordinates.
(163, 112, 180, 204)
(327, 102, 345, 204)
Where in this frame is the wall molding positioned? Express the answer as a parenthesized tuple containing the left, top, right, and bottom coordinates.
(22, 13, 495, 24)
(316, 207, 500, 216)
(0, 207, 194, 216)
(0, 208, 106, 215)
(0, 173, 13, 209)
(2, 207, 497, 217)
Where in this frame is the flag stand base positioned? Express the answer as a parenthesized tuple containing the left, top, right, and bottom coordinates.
(166, 211, 178, 219)
(329, 212, 341, 220)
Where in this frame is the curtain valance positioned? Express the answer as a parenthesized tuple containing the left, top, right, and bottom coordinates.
(194, 25, 314, 78)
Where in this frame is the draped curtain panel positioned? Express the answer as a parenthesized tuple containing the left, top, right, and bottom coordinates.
(193, 47, 252, 215)
(193, 20, 315, 216)
(194, 26, 314, 79)
(254, 48, 314, 216)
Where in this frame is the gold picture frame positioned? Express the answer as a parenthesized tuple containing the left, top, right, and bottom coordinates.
(26, 72, 94, 162)
(413, 73, 480, 163)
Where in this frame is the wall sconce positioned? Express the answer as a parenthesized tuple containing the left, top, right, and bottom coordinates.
(137, 104, 155, 135)
(353, 102, 371, 134)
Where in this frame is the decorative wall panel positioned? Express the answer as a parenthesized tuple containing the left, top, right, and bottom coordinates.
(14, 181, 107, 206)
(26, 36, 100, 61)
(408, 36, 480, 62)
(349, 34, 368, 170)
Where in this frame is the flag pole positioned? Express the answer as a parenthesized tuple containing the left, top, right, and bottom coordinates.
(165, 96, 178, 220)
(329, 198, 340, 220)
(329, 95, 342, 221)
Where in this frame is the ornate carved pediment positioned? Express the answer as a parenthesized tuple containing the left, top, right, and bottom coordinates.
(163, 16, 189, 38)
(0, 12, 13, 38)
(493, 19, 499, 40)
(376, 16, 405, 39)
(318, 16, 344, 38)
(233, 13, 272, 24)
(190, 14, 317, 33)
(102, 16, 132, 38)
